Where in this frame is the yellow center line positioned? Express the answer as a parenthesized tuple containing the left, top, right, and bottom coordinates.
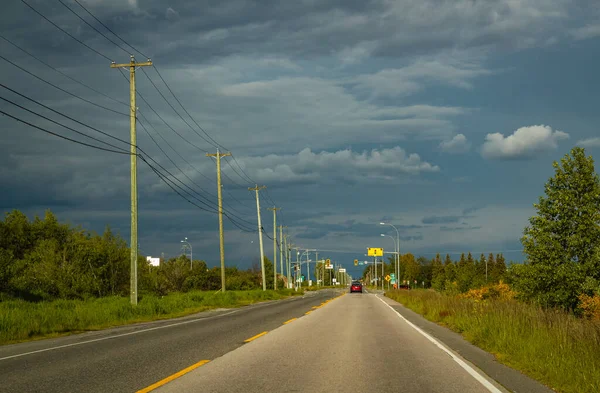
(136, 359, 210, 393)
(244, 331, 268, 343)
(283, 318, 297, 325)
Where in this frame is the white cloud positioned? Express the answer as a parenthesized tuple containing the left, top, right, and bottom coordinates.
(570, 24, 600, 40)
(481, 125, 569, 160)
(439, 134, 471, 153)
(219, 147, 440, 185)
(352, 58, 490, 99)
(576, 137, 600, 148)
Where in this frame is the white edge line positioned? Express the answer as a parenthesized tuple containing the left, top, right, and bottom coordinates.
(0, 291, 327, 362)
(0, 309, 240, 361)
(0, 291, 324, 361)
(375, 295, 503, 393)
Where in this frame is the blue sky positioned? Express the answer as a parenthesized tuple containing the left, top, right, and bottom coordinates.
(1, 0, 600, 279)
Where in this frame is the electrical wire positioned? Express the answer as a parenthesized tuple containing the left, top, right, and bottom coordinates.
(0, 54, 128, 117)
(139, 68, 216, 148)
(0, 34, 128, 108)
(56, 0, 132, 56)
(71, 0, 149, 59)
(19, 0, 113, 62)
(0, 95, 129, 153)
(17, 0, 287, 232)
(0, 109, 130, 155)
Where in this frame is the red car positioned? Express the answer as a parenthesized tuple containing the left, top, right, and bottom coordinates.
(350, 281, 363, 293)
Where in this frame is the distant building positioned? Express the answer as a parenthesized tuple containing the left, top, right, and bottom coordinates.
(146, 256, 160, 266)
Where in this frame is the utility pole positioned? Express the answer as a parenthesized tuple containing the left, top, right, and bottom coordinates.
(284, 234, 289, 288)
(249, 185, 267, 290)
(110, 55, 152, 306)
(315, 251, 319, 286)
(267, 207, 280, 289)
(279, 225, 284, 288)
(207, 149, 231, 292)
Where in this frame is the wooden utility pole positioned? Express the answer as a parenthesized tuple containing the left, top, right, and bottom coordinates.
(267, 207, 280, 289)
(279, 225, 284, 288)
(249, 185, 267, 290)
(110, 55, 152, 306)
(206, 149, 231, 292)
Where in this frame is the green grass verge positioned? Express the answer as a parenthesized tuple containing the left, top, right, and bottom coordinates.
(385, 290, 600, 393)
(0, 289, 303, 345)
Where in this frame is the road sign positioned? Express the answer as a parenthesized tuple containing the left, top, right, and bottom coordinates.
(390, 273, 395, 279)
(367, 247, 383, 257)
(339, 268, 346, 273)
(385, 275, 391, 282)
(359, 262, 364, 266)
(354, 259, 358, 266)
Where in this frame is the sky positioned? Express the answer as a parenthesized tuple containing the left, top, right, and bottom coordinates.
(2, 0, 600, 279)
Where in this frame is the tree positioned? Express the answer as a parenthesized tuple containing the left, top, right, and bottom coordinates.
(457, 252, 476, 292)
(474, 253, 487, 286)
(444, 254, 456, 284)
(514, 147, 600, 309)
(493, 253, 507, 282)
(431, 254, 445, 291)
(487, 253, 496, 282)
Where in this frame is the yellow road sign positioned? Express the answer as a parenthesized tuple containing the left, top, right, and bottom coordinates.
(367, 247, 383, 257)
(354, 259, 358, 266)
(385, 275, 391, 282)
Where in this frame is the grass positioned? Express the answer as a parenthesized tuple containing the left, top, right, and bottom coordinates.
(385, 289, 600, 393)
(0, 289, 303, 345)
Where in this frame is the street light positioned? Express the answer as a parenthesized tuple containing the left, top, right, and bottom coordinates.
(380, 222, 400, 290)
(381, 234, 397, 290)
(180, 237, 193, 270)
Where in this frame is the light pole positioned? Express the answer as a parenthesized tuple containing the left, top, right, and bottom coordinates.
(380, 222, 400, 289)
(381, 234, 397, 289)
(180, 237, 193, 270)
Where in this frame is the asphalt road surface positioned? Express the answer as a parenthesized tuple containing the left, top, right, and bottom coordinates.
(0, 289, 339, 393)
(0, 289, 553, 393)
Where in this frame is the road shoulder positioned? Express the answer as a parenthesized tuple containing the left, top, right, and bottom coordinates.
(379, 294, 554, 393)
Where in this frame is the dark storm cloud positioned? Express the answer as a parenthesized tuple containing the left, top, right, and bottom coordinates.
(2, 0, 591, 267)
(421, 215, 463, 224)
(439, 225, 482, 231)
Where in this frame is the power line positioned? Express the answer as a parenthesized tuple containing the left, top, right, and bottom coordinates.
(22, 0, 287, 228)
(71, 0, 148, 59)
(19, 0, 113, 62)
(0, 94, 129, 153)
(139, 68, 217, 148)
(0, 82, 129, 148)
(0, 54, 128, 117)
(151, 66, 223, 149)
(56, 0, 252, 188)
(0, 34, 128, 108)
(56, 0, 132, 56)
(0, 109, 130, 155)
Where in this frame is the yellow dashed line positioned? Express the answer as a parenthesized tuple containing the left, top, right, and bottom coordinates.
(244, 331, 268, 343)
(283, 318, 297, 325)
(136, 360, 210, 393)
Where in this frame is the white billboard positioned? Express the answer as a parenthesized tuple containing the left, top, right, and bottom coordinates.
(339, 268, 346, 273)
(146, 256, 160, 266)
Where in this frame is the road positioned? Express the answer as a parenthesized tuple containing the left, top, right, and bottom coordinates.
(0, 290, 338, 393)
(0, 289, 553, 393)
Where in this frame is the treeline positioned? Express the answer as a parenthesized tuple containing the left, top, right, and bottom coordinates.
(0, 209, 280, 301)
(362, 252, 507, 292)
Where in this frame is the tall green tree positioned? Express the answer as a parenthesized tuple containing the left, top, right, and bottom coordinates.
(444, 254, 456, 284)
(431, 253, 445, 291)
(515, 147, 600, 309)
